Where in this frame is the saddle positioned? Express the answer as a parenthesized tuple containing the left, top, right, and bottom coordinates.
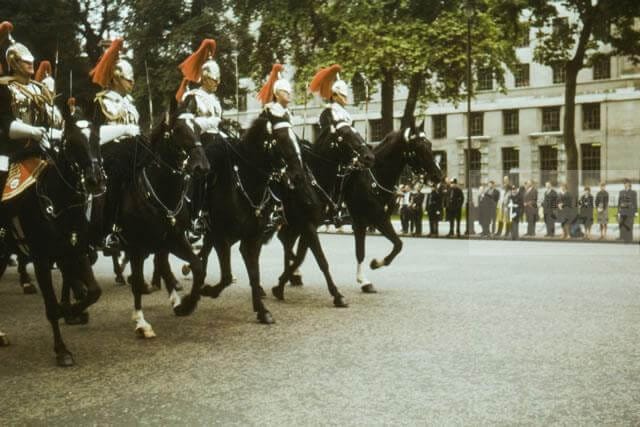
(2, 157, 47, 202)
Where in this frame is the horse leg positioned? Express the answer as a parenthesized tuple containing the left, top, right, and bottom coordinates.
(129, 252, 155, 338)
(369, 217, 403, 270)
(158, 251, 183, 291)
(32, 257, 74, 366)
(151, 253, 162, 290)
(169, 237, 204, 317)
(301, 224, 348, 308)
(353, 224, 376, 293)
(290, 237, 305, 287)
(18, 256, 37, 294)
(272, 227, 300, 300)
(200, 237, 233, 299)
(240, 238, 273, 324)
(112, 252, 125, 285)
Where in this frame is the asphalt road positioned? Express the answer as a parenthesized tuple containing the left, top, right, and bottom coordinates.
(0, 235, 638, 425)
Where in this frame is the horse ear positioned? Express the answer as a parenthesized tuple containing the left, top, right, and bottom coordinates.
(418, 119, 425, 132)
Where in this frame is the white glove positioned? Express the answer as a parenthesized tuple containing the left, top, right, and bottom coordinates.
(48, 128, 63, 141)
(99, 124, 140, 144)
(194, 116, 221, 134)
(9, 120, 47, 141)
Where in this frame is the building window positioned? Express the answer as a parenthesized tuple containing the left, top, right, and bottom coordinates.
(477, 68, 493, 91)
(517, 22, 530, 47)
(539, 145, 558, 186)
(581, 143, 601, 186)
(238, 91, 248, 112)
(470, 112, 483, 136)
(593, 19, 611, 42)
(552, 62, 566, 84)
(465, 148, 481, 188)
(582, 103, 600, 130)
(432, 114, 447, 139)
(593, 56, 610, 80)
(552, 17, 569, 36)
(542, 107, 561, 132)
(369, 119, 384, 142)
(514, 63, 529, 87)
(503, 109, 519, 135)
(433, 150, 447, 177)
(502, 147, 520, 187)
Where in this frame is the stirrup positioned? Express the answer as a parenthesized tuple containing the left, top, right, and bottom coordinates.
(104, 233, 121, 251)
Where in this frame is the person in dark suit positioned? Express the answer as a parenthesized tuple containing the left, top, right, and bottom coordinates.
(541, 181, 558, 237)
(485, 180, 500, 235)
(478, 184, 492, 237)
(523, 180, 538, 236)
(507, 185, 523, 240)
(426, 183, 443, 237)
(447, 178, 464, 237)
(578, 186, 594, 240)
(410, 182, 425, 236)
(398, 185, 411, 234)
(617, 178, 638, 243)
(558, 183, 576, 239)
(595, 182, 609, 240)
(441, 177, 450, 226)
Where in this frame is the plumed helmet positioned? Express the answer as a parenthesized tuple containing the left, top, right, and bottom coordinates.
(257, 63, 290, 105)
(331, 79, 348, 97)
(90, 38, 134, 88)
(114, 58, 134, 82)
(309, 64, 348, 100)
(176, 39, 218, 101)
(1, 21, 35, 71)
(202, 59, 220, 82)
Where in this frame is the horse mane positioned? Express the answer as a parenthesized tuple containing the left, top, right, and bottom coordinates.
(242, 116, 269, 148)
(373, 130, 403, 159)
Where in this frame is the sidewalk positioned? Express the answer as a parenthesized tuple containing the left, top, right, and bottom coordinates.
(320, 219, 640, 244)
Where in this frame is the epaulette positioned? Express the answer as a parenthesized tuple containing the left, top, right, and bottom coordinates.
(0, 76, 16, 86)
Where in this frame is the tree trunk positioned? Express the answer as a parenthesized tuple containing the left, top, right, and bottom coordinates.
(563, 62, 579, 199)
(401, 74, 422, 129)
(380, 68, 395, 136)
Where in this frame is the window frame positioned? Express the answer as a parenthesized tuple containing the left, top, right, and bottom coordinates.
(514, 63, 530, 88)
(541, 106, 561, 132)
(503, 109, 519, 135)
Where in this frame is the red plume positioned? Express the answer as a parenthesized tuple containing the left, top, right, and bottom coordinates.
(0, 21, 13, 45)
(67, 97, 76, 107)
(35, 60, 52, 82)
(178, 39, 216, 82)
(309, 64, 342, 100)
(90, 38, 124, 88)
(257, 63, 284, 105)
(175, 78, 190, 102)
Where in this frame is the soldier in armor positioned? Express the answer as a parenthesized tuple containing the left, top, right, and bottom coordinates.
(0, 21, 63, 192)
(309, 64, 355, 135)
(257, 63, 295, 133)
(89, 38, 140, 246)
(175, 39, 223, 237)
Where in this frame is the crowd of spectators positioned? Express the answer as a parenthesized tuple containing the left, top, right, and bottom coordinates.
(396, 177, 639, 243)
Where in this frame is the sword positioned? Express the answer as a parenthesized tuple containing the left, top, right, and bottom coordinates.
(144, 60, 153, 132)
(302, 91, 308, 141)
(360, 72, 370, 142)
(48, 42, 59, 144)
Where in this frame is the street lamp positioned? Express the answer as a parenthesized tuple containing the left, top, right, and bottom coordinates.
(464, 0, 474, 237)
(232, 51, 239, 127)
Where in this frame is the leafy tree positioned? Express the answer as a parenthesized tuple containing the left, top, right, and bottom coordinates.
(529, 0, 640, 194)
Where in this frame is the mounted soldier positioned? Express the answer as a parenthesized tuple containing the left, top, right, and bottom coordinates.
(89, 38, 140, 247)
(310, 64, 356, 136)
(257, 63, 296, 137)
(0, 21, 62, 201)
(176, 39, 223, 238)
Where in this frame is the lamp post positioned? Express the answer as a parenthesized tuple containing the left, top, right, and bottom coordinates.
(232, 51, 240, 128)
(464, 0, 474, 237)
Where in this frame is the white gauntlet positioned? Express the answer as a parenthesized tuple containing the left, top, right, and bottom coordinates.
(9, 120, 47, 141)
(99, 124, 140, 144)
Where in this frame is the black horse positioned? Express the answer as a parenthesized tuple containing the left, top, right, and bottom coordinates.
(0, 108, 106, 366)
(271, 123, 375, 302)
(94, 110, 210, 338)
(277, 121, 442, 293)
(191, 116, 321, 323)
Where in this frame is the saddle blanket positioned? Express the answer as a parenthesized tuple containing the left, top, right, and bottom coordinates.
(2, 158, 47, 202)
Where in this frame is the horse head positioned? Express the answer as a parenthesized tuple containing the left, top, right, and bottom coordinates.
(61, 104, 106, 195)
(163, 102, 211, 177)
(321, 124, 375, 169)
(401, 120, 443, 184)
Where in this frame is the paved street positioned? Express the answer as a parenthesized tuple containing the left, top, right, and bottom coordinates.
(0, 235, 638, 425)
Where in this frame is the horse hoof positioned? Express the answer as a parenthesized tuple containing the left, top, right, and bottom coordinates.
(258, 311, 275, 324)
(65, 311, 89, 325)
(290, 275, 304, 287)
(259, 286, 267, 298)
(333, 295, 349, 308)
(181, 264, 191, 276)
(272, 286, 284, 301)
(152, 279, 162, 290)
(21, 283, 38, 295)
(200, 284, 223, 299)
(369, 259, 384, 270)
(173, 296, 198, 317)
(361, 284, 377, 294)
(115, 275, 125, 286)
(135, 326, 156, 339)
(0, 334, 9, 347)
(56, 351, 75, 367)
